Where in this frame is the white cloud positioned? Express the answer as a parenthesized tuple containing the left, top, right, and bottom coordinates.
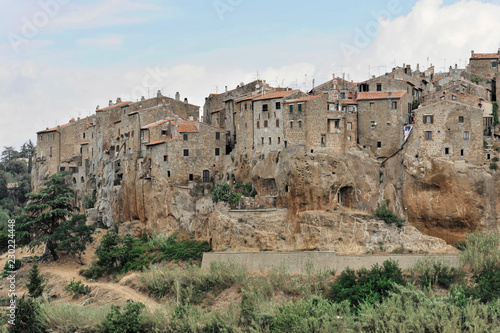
(75, 35, 124, 49)
(337, 0, 500, 81)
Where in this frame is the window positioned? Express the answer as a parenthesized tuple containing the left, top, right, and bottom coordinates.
(189, 174, 194, 181)
(83, 133, 86, 139)
(264, 120, 268, 128)
(452, 95, 457, 100)
(183, 134, 188, 140)
(464, 131, 469, 140)
(377, 141, 382, 148)
(425, 131, 432, 140)
(284, 141, 288, 148)
(493, 62, 497, 68)
(203, 170, 210, 183)
(298, 104, 302, 112)
(268, 137, 272, 145)
(423, 115, 433, 124)
(347, 122, 352, 130)
(340, 92, 345, 99)
(370, 102, 374, 110)
(342, 105, 347, 112)
(257, 121, 260, 128)
(289, 104, 293, 113)
(261, 137, 264, 145)
(298, 120, 302, 128)
(334, 120, 340, 128)
(371, 121, 376, 128)
(215, 148, 220, 156)
(321, 135, 326, 147)
(40, 134, 43, 142)
(215, 132, 220, 140)
(52, 133, 55, 140)
(458, 116, 464, 123)
(392, 101, 397, 109)
(377, 83, 382, 91)
(445, 147, 449, 155)
(276, 102, 281, 109)
(262, 104, 268, 112)
(278, 137, 281, 144)
(163, 155, 168, 161)
(276, 119, 280, 127)
(50, 147, 53, 157)
(167, 171, 171, 177)
(348, 136, 351, 141)
(161, 129, 167, 136)
(461, 149, 464, 156)
(290, 121, 293, 129)
(183, 149, 189, 156)
(348, 105, 355, 112)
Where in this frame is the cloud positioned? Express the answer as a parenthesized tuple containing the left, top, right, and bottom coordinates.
(336, 0, 500, 81)
(75, 35, 124, 50)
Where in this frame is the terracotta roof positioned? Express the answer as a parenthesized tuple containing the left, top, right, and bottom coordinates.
(235, 95, 258, 103)
(471, 53, 500, 60)
(284, 95, 324, 103)
(176, 120, 198, 133)
(145, 136, 179, 146)
(357, 91, 406, 100)
(96, 101, 131, 112)
(211, 108, 224, 113)
(37, 122, 71, 134)
(341, 99, 358, 105)
(141, 118, 172, 130)
(252, 89, 299, 101)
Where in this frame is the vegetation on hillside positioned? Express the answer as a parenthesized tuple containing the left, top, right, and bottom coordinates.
(1, 230, 500, 332)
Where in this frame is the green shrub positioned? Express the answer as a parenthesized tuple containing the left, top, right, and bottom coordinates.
(492, 157, 500, 162)
(459, 230, 500, 273)
(490, 162, 498, 170)
(211, 183, 241, 204)
(26, 262, 45, 298)
(374, 203, 404, 227)
(79, 264, 106, 280)
(103, 302, 146, 333)
(272, 296, 351, 333)
(466, 264, 500, 303)
(3, 259, 21, 277)
(419, 261, 464, 289)
(10, 295, 45, 333)
(328, 260, 405, 309)
(159, 235, 211, 262)
(65, 278, 91, 296)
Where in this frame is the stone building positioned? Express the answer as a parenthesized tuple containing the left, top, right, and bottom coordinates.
(469, 50, 500, 79)
(143, 120, 226, 186)
(411, 100, 483, 163)
(309, 77, 358, 101)
(252, 89, 304, 155)
(357, 91, 409, 158)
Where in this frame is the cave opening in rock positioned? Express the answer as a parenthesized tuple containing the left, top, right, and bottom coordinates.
(338, 186, 355, 208)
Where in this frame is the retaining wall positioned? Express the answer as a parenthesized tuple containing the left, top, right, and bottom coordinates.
(202, 252, 459, 274)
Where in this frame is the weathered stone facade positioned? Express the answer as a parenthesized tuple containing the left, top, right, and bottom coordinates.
(469, 50, 500, 79)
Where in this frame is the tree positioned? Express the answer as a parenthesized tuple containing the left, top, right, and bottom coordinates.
(20, 172, 93, 261)
(57, 214, 95, 265)
(26, 262, 45, 298)
(1, 146, 18, 163)
(10, 295, 45, 333)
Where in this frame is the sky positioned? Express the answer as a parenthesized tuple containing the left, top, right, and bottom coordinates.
(1, 0, 500, 149)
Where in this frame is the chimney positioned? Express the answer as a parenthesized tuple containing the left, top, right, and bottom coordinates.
(417, 64, 420, 71)
(116, 97, 122, 103)
(225, 86, 228, 93)
(157, 90, 161, 98)
(175, 92, 180, 101)
(109, 100, 113, 106)
(455, 64, 458, 69)
(174, 117, 178, 127)
(471, 50, 474, 55)
(388, 92, 392, 99)
(141, 96, 145, 101)
(184, 97, 188, 104)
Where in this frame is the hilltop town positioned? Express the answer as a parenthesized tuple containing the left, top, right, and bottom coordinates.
(31, 49, 500, 252)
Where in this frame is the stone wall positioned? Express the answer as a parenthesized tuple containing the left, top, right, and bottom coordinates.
(202, 252, 459, 273)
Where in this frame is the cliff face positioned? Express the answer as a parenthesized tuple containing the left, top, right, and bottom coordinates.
(83, 143, 500, 254)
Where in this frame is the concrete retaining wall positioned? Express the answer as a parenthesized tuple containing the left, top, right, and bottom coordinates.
(202, 252, 459, 274)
